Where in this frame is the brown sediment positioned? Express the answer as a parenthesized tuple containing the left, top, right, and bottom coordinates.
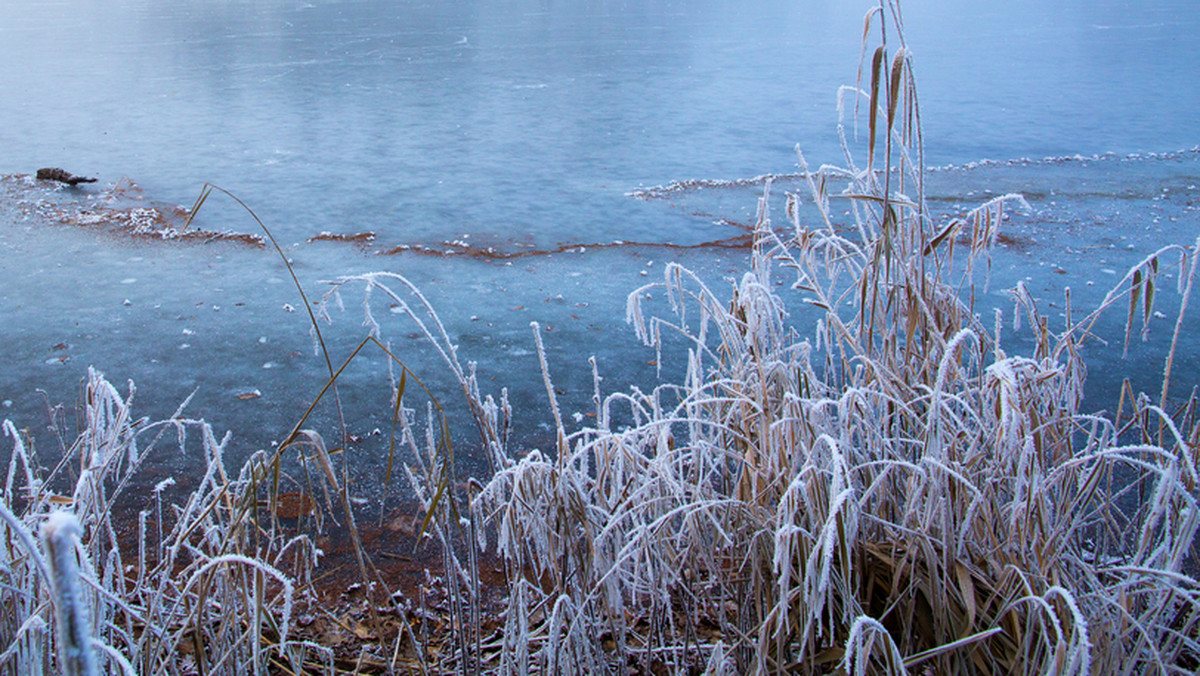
(991, 231, 1035, 250)
(284, 520, 510, 673)
(948, 229, 1035, 252)
(274, 492, 317, 518)
(4, 171, 772, 257)
(71, 200, 266, 247)
(379, 232, 759, 260)
(272, 499, 513, 671)
(109, 494, 508, 673)
(3, 171, 1043, 264)
(928, 211, 1036, 253)
(2, 170, 789, 261)
(1, 173, 266, 247)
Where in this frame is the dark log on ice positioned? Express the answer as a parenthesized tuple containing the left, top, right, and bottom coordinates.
(36, 168, 97, 186)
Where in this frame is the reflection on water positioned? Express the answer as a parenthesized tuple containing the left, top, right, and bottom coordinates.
(0, 0, 863, 249)
(0, 0, 1197, 491)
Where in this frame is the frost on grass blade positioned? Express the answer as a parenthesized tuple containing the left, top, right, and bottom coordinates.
(42, 511, 98, 676)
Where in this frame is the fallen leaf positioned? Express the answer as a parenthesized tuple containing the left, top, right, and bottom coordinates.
(352, 619, 375, 640)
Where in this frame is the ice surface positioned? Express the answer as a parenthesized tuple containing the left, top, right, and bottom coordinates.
(0, 0, 1197, 496)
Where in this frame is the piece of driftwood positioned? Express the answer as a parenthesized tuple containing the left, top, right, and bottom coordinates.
(36, 167, 97, 185)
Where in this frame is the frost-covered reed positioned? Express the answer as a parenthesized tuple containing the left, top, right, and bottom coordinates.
(1, 371, 323, 674)
(42, 511, 98, 676)
(332, 1, 1199, 673)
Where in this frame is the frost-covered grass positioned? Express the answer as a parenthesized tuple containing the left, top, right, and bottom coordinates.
(3, 0, 1200, 673)
(1, 372, 327, 674)
(396, 2, 1198, 672)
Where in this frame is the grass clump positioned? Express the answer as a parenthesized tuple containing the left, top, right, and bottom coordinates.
(1, 372, 327, 674)
(413, 2, 1197, 673)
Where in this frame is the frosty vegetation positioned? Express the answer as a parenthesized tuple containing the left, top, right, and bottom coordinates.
(3, 0, 1200, 673)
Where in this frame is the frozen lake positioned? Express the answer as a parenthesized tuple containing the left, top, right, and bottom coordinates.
(1, 0, 1198, 490)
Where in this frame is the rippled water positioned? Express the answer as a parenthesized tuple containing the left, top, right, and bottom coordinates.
(1, 0, 1197, 488)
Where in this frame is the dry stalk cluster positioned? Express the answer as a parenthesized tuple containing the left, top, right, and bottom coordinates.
(1, 371, 327, 674)
(395, 2, 1198, 673)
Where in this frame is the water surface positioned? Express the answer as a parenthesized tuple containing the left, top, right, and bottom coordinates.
(1, 0, 1197, 492)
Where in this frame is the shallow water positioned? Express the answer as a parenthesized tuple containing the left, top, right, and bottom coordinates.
(1, 0, 1198, 492)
